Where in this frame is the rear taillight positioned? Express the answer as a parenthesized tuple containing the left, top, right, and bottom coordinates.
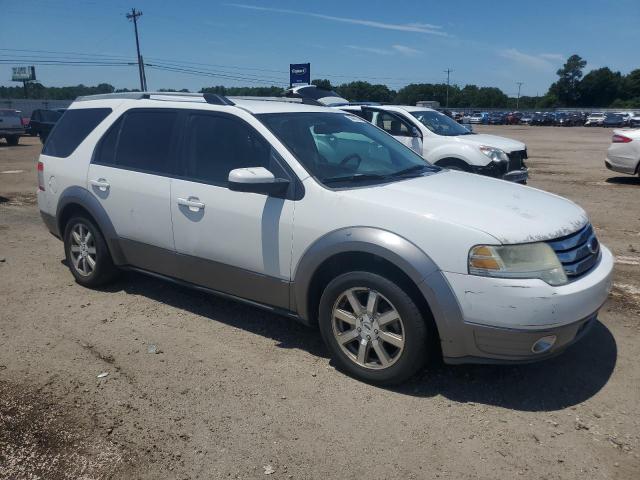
(612, 134, 632, 143)
(37, 161, 45, 191)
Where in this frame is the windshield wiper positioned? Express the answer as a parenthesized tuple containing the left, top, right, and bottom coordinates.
(387, 164, 431, 177)
(323, 173, 387, 184)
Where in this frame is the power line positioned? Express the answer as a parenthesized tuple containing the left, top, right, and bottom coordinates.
(126, 8, 147, 91)
(0, 48, 445, 86)
(145, 64, 289, 86)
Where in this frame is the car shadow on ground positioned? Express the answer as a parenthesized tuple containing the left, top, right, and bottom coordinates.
(103, 270, 617, 413)
(606, 176, 640, 186)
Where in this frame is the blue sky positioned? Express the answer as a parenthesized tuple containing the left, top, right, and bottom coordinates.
(1, 0, 638, 97)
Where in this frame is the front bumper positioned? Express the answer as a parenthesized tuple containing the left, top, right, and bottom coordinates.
(436, 245, 614, 364)
(472, 149, 529, 183)
(502, 168, 528, 183)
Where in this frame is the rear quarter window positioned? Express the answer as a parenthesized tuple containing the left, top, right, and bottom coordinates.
(42, 108, 112, 158)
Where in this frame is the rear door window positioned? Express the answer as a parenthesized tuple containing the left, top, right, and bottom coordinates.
(93, 109, 179, 176)
(43, 108, 112, 158)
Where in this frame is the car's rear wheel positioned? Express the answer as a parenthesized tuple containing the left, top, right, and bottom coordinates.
(318, 271, 429, 385)
(63, 215, 119, 287)
(6, 135, 19, 146)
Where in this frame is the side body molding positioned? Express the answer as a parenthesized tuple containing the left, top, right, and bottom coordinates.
(292, 227, 467, 358)
(55, 186, 127, 265)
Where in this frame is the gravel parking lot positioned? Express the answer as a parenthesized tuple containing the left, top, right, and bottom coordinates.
(1, 127, 639, 479)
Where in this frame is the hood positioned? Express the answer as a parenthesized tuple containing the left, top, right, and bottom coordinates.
(457, 133, 526, 153)
(343, 171, 588, 244)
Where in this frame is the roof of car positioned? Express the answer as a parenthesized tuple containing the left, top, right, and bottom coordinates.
(70, 92, 340, 115)
(341, 104, 436, 113)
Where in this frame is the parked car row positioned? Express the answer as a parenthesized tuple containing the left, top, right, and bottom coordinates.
(448, 110, 640, 128)
(36, 90, 613, 385)
(0, 108, 66, 145)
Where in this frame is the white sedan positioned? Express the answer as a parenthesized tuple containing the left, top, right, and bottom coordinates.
(605, 129, 640, 177)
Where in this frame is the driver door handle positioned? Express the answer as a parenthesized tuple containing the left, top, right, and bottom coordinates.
(177, 197, 205, 211)
(90, 178, 110, 191)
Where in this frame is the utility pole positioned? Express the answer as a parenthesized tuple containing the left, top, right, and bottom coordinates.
(516, 81, 523, 110)
(444, 68, 452, 108)
(126, 8, 147, 91)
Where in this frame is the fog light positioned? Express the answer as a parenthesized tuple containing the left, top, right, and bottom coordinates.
(531, 335, 556, 354)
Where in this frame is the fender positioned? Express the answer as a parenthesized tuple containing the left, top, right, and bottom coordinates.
(56, 186, 127, 265)
(292, 227, 437, 316)
(424, 143, 491, 168)
(292, 226, 467, 358)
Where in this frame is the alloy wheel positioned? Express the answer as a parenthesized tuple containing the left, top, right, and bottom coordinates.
(331, 287, 405, 370)
(69, 223, 97, 276)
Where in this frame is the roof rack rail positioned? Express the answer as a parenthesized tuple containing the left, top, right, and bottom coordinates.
(75, 91, 235, 106)
(227, 95, 322, 106)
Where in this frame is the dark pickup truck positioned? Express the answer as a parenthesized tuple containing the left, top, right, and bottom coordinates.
(27, 109, 65, 142)
(0, 109, 25, 145)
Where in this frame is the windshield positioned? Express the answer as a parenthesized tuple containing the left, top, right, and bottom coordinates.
(258, 112, 439, 187)
(410, 110, 473, 136)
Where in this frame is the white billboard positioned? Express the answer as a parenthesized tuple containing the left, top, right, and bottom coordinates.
(12, 66, 36, 82)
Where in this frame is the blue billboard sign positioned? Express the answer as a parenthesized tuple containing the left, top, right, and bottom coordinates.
(290, 63, 310, 87)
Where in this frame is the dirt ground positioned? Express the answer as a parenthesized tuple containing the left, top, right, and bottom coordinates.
(1, 127, 639, 480)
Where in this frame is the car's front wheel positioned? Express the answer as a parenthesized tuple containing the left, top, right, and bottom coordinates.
(63, 216, 119, 287)
(318, 271, 430, 385)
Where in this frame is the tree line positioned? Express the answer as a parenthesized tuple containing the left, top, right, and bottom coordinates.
(1, 54, 638, 109)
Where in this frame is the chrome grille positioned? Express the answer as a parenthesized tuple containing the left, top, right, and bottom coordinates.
(507, 149, 527, 171)
(547, 224, 600, 279)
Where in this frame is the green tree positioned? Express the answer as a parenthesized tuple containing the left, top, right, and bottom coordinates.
(200, 85, 284, 97)
(577, 67, 622, 106)
(311, 79, 334, 90)
(548, 54, 586, 106)
(621, 69, 640, 100)
(336, 81, 394, 103)
(394, 83, 455, 106)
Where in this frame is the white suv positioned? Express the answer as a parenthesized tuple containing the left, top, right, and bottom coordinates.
(37, 92, 613, 384)
(342, 105, 529, 183)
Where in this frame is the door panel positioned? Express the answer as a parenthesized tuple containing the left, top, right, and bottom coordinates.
(88, 108, 179, 256)
(170, 112, 295, 306)
(171, 180, 293, 277)
(87, 164, 173, 251)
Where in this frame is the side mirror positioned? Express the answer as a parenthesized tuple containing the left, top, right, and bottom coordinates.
(410, 126, 422, 138)
(228, 167, 290, 196)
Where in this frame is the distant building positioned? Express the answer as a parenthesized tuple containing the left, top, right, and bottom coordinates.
(416, 100, 440, 109)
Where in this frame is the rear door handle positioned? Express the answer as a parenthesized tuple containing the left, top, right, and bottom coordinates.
(177, 197, 205, 211)
(90, 178, 110, 191)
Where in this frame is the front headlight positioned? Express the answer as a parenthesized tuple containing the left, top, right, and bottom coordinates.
(479, 146, 509, 163)
(468, 243, 567, 286)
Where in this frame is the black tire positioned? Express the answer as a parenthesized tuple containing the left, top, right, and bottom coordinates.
(318, 271, 430, 385)
(6, 135, 19, 146)
(63, 215, 119, 287)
